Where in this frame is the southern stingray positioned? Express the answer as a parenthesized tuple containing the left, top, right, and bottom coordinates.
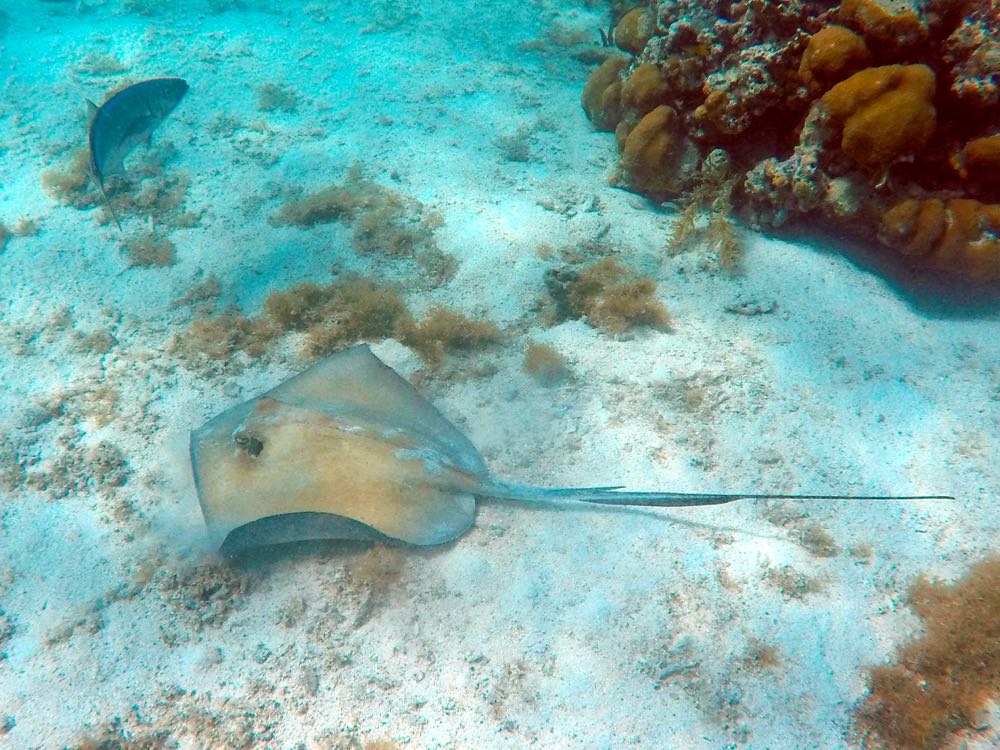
(190, 345, 949, 554)
(88, 77, 189, 229)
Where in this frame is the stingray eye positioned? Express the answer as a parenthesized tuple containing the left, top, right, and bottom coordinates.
(233, 431, 264, 458)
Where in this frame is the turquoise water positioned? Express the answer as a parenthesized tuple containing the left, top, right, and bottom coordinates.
(0, 2, 997, 748)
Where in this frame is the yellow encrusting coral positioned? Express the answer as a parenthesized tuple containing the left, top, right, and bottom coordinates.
(617, 105, 699, 197)
(614, 6, 653, 56)
(952, 134, 1000, 183)
(581, 55, 630, 131)
(798, 25, 871, 90)
(819, 64, 936, 172)
(878, 198, 1000, 281)
(620, 62, 672, 117)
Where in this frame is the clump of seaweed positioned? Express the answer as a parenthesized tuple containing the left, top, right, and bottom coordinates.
(396, 307, 502, 368)
(73, 328, 117, 356)
(169, 311, 274, 375)
(270, 183, 360, 226)
(171, 268, 503, 374)
(123, 231, 176, 267)
(543, 257, 671, 334)
(856, 555, 1000, 750)
(495, 129, 535, 162)
(171, 275, 409, 372)
(352, 195, 434, 257)
(41, 149, 95, 207)
(72, 52, 129, 77)
(522, 341, 569, 386)
(127, 165, 197, 229)
(271, 166, 451, 283)
(764, 564, 820, 599)
(266, 276, 409, 357)
(256, 82, 300, 112)
(271, 165, 398, 229)
(667, 150, 742, 274)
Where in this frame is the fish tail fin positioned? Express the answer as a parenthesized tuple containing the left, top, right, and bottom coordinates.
(97, 178, 123, 232)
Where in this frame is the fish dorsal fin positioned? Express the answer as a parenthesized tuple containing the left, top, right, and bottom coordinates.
(86, 99, 99, 123)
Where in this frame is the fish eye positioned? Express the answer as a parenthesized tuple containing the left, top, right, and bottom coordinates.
(233, 431, 264, 458)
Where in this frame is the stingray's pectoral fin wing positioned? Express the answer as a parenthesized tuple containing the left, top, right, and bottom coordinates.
(191, 391, 478, 551)
(480, 483, 954, 507)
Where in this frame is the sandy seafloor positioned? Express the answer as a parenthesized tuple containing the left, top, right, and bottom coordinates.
(0, 1, 998, 748)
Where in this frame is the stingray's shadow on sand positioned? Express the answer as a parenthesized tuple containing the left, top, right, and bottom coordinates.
(225, 498, 795, 572)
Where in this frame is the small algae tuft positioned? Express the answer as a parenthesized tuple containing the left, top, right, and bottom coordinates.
(287, 277, 408, 357)
(495, 129, 535, 162)
(255, 82, 301, 112)
(764, 564, 821, 599)
(271, 167, 448, 277)
(73, 329, 117, 356)
(396, 307, 502, 368)
(171, 274, 221, 312)
(0, 439, 24, 492)
(123, 231, 176, 267)
(263, 276, 408, 357)
(170, 312, 274, 375)
(272, 165, 409, 233)
(41, 149, 95, 207)
(544, 257, 671, 334)
(522, 341, 569, 386)
(743, 641, 782, 671)
(794, 524, 839, 558)
(271, 183, 360, 226)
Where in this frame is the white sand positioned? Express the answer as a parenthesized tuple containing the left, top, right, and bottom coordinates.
(0, 1, 997, 747)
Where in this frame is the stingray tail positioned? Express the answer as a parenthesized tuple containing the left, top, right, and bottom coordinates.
(479, 482, 953, 507)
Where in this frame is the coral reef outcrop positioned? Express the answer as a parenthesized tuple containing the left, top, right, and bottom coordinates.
(581, 0, 1000, 283)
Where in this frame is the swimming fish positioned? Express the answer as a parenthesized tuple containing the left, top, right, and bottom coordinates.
(87, 77, 189, 229)
(189, 344, 951, 554)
